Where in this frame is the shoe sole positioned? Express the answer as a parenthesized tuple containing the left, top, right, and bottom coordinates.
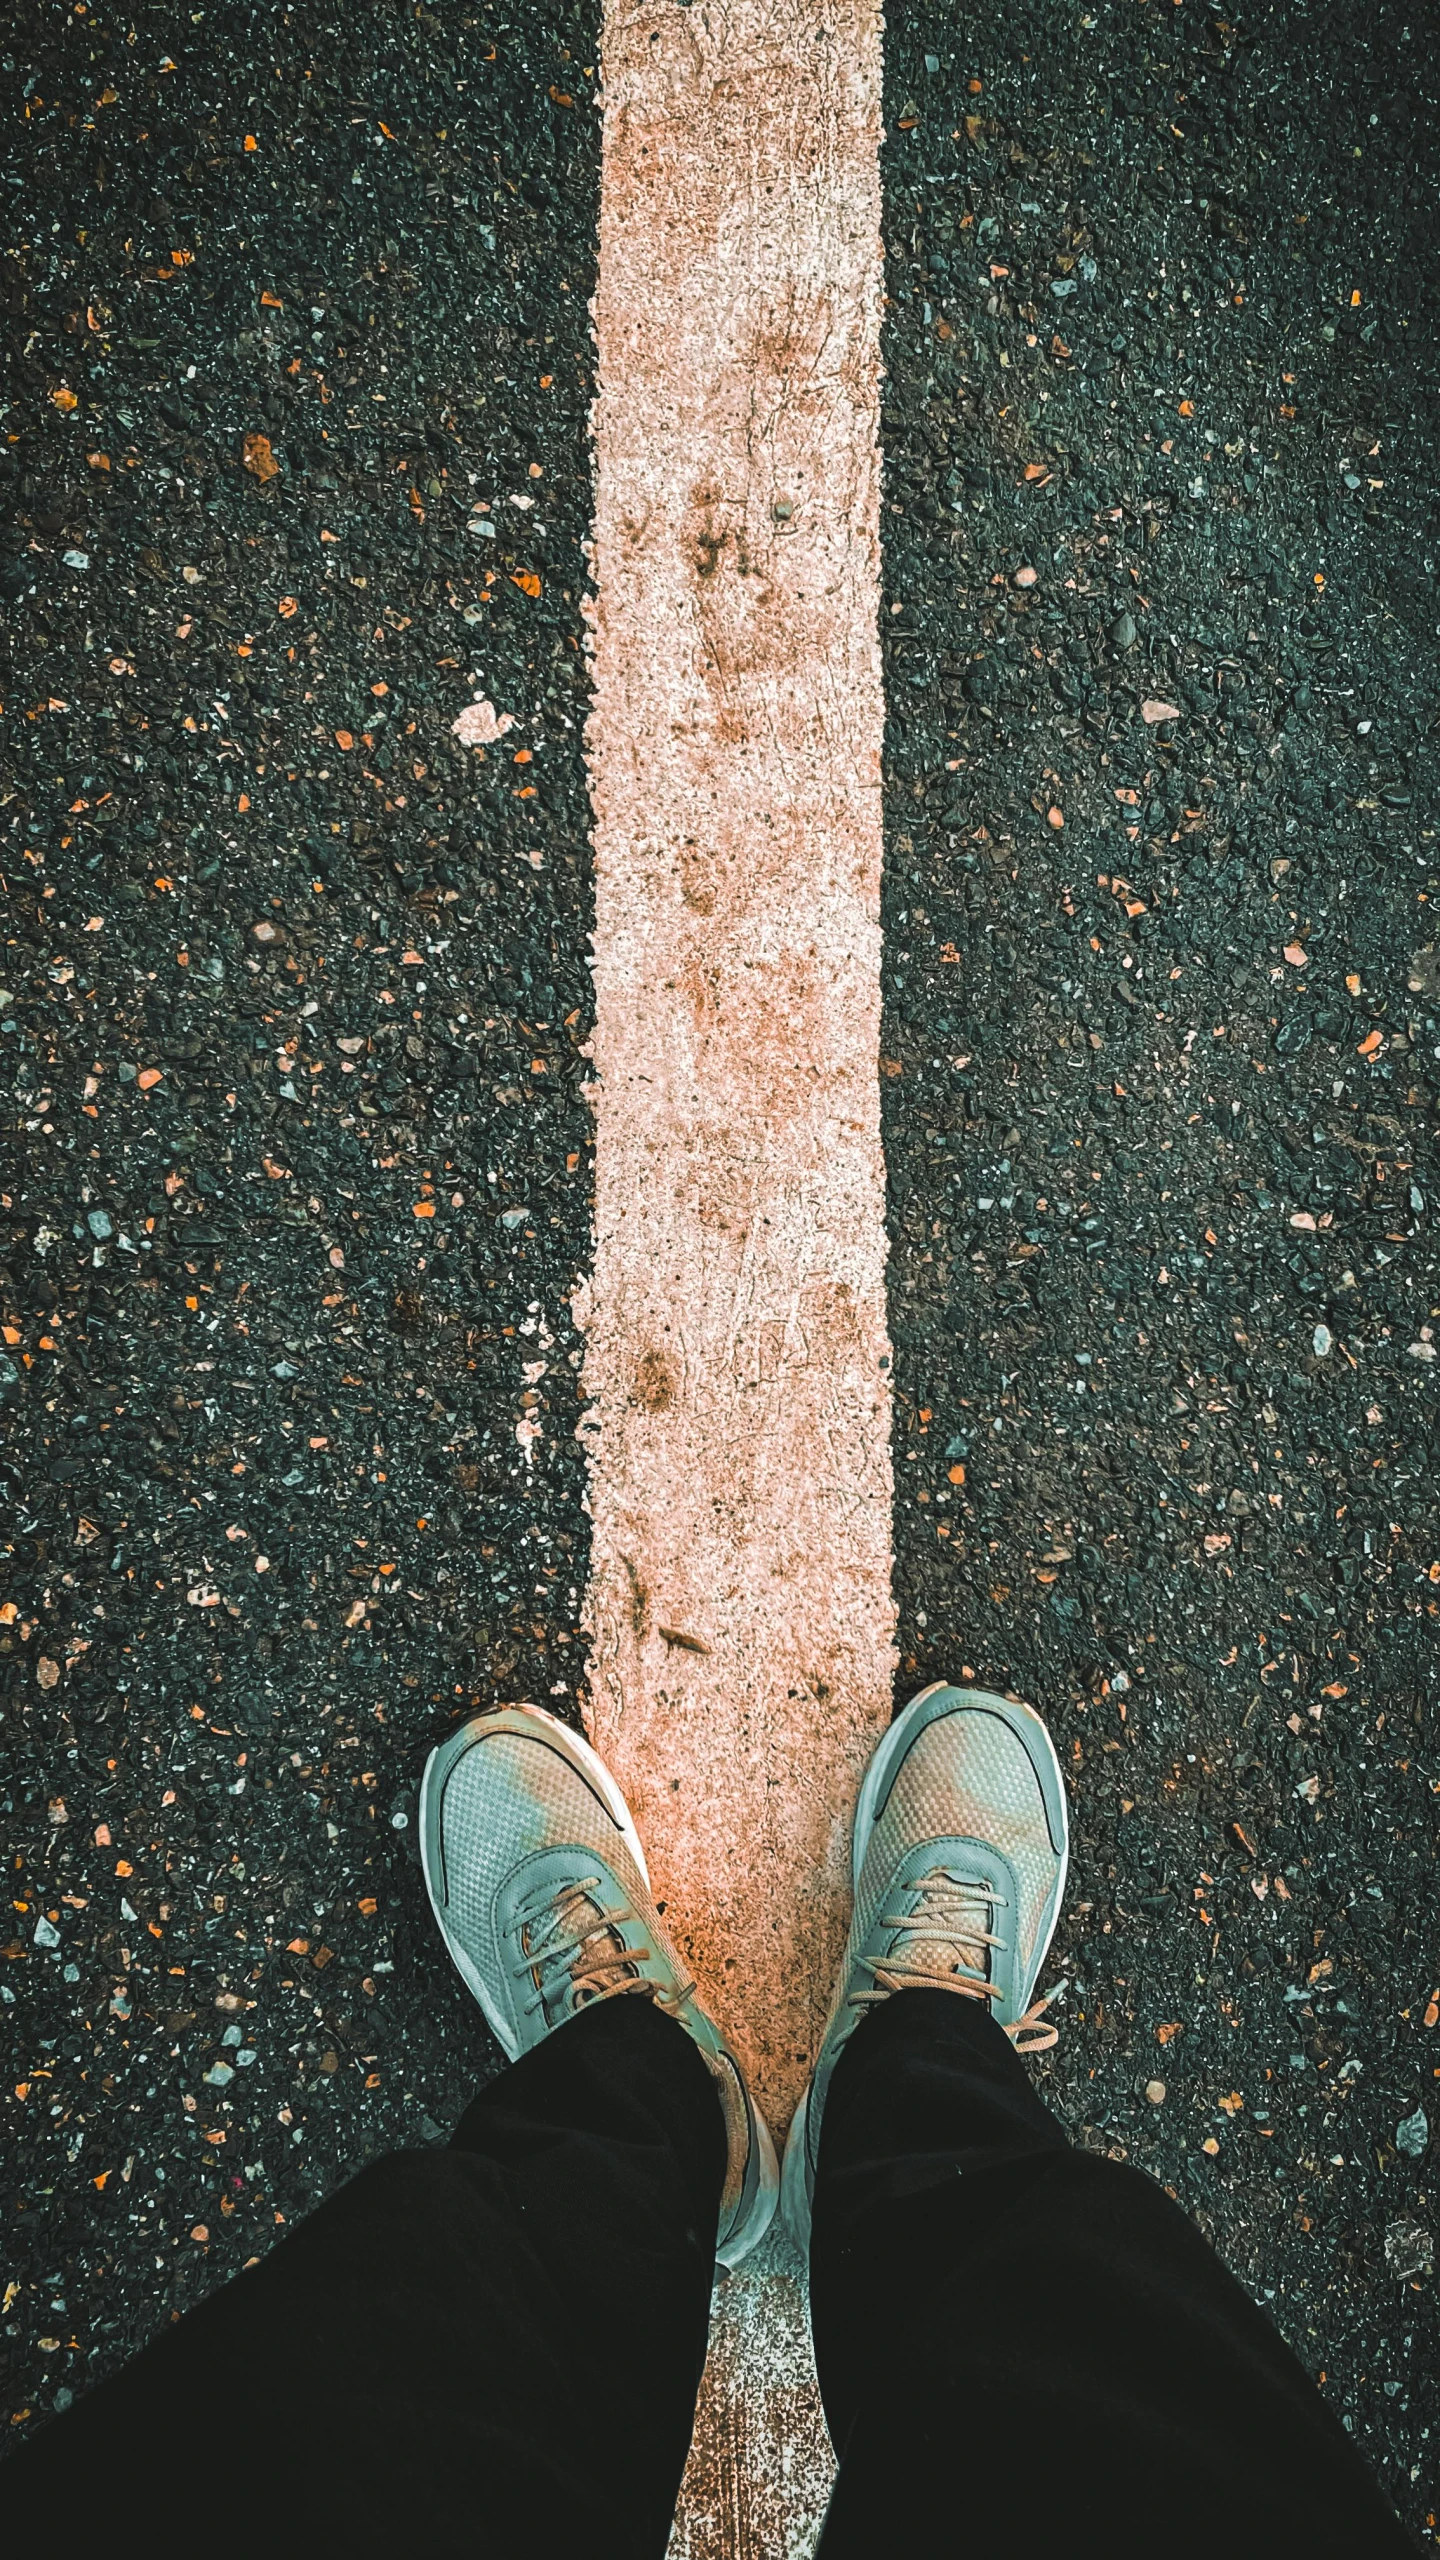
(781, 1683, 1070, 2252)
(420, 1702, 779, 2270)
(780, 2083, 814, 2253)
(721, 2097, 780, 2274)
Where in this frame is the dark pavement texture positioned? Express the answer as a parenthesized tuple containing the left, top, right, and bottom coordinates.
(881, 0, 1439, 2532)
(2, 0, 1437, 2536)
(2, 0, 601, 2438)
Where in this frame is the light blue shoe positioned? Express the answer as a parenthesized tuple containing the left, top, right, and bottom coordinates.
(782, 1682, 1069, 2252)
(421, 1702, 778, 2269)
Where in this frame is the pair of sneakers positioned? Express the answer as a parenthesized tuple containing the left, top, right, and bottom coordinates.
(420, 1681, 1070, 2266)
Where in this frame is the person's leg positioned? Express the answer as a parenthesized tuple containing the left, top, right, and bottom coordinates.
(810, 1986, 1413, 2555)
(10, 1703, 778, 2552)
(782, 1683, 1412, 2556)
(7, 1993, 722, 2555)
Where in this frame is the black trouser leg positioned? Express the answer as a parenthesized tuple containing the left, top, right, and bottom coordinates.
(810, 1988, 1412, 2556)
(7, 1995, 724, 2557)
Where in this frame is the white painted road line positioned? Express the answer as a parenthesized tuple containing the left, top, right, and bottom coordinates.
(582, 0, 893, 2143)
(583, 6, 889, 2545)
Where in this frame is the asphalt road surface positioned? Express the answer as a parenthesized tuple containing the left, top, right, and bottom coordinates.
(3, 0, 1437, 2536)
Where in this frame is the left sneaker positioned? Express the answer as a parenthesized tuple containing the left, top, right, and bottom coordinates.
(781, 1681, 1069, 2252)
(420, 1702, 778, 2269)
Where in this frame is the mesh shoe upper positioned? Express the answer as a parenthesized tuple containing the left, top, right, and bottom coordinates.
(786, 1684, 1068, 2237)
(421, 1705, 777, 2268)
(427, 1722, 661, 2047)
(845, 1694, 1064, 2029)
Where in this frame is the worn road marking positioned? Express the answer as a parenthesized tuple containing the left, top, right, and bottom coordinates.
(582, 0, 889, 2546)
(667, 2232, 834, 2560)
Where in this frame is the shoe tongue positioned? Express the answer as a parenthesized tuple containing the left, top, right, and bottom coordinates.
(894, 1873, 993, 1990)
(896, 1926, 990, 1986)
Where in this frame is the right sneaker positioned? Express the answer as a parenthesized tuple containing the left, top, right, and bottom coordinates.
(420, 1702, 778, 2269)
(782, 1681, 1069, 2251)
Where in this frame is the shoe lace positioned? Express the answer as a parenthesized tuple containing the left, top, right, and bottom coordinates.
(852, 1866, 1058, 2054)
(507, 1874, 699, 2028)
(508, 1874, 654, 2022)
